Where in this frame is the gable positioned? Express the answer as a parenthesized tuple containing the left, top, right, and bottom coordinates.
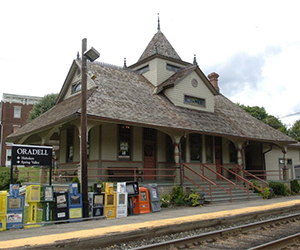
(131, 57, 188, 87)
(164, 71, 215, 112)
(57, 60, 97, 103)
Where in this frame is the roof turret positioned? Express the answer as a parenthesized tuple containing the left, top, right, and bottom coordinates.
(138, 15, 181, 62)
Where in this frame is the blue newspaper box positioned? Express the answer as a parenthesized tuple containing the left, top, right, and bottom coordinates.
(68, 183, 82, 221)
(7, 184, 24, 229)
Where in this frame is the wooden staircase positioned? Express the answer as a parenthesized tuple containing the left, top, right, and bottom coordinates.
(185, 180, 263, 204)
(182, 163, 268, 204)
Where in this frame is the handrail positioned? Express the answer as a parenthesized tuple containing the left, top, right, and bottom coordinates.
(220, 164, 265, 198)
(217, 164, 252, 199)
(200, 164, 235, 202)
(235, 165, 269, 187)
(182, 164, 216, 204)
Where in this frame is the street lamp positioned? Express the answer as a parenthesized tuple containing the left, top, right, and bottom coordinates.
(81, 38, 100, 218)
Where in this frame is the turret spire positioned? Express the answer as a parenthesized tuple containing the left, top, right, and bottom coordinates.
(193, 54, 198, 66)
(157, 13, 161, 32)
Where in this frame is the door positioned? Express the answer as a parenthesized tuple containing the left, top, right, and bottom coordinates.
(144, 142, 156, 180)
(215, 137, 223, 177)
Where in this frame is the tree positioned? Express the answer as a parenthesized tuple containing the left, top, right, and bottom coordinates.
(290, 120, 300, 142)
(28, 93, 58, 122)
(238, 104, 287, 132)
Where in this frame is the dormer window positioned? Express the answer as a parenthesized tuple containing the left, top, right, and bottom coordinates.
(136, 65, 149, 74)
(184, 95, 205, 108)
(72, 81, 81, 94)
(166, 63, 181, 72)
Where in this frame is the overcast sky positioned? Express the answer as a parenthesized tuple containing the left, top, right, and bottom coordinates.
(1, 0, 300, 127)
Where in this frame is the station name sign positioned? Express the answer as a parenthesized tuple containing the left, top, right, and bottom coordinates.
(12, 144, 53, 166)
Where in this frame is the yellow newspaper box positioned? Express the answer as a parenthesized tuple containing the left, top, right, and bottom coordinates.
(25, 185, 40, 227)
(104, 183, 116, 219)
(0, 191, 8, 231)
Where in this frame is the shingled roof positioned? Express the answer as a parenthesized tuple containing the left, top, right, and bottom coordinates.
(6, 62, 295, 144)
(138, 30, 181, 62)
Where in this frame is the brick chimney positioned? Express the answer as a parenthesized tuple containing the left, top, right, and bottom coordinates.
(208, 72, 220, 93)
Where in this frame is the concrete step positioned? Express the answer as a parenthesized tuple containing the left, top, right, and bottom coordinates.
(185, 180, 264, 204)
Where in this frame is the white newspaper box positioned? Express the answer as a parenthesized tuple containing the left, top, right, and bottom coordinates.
(116, 182, 128, 218)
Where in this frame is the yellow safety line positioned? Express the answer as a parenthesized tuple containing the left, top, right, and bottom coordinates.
(1, 200, 300, 249)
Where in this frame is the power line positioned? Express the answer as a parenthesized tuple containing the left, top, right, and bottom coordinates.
(280, 111, 300, 118)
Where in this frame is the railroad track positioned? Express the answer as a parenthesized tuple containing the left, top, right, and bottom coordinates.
(129, 213, 300, 250)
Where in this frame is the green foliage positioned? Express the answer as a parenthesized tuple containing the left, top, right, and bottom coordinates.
(188, 193, 200, 206)
(0, 172, 25, 190)
(90, 180, 106, 192)
(290, 179, 300, 194)
(268, 181, 291, 196)
(238, 104, 287, 131)
(171, 186, 186, 206)
(249, 180, 260, 193)
(28, 93, 58, 122)
(289, 120, 300, 142)
(71, 177, 81, 192)
(160, 194, 171, 208)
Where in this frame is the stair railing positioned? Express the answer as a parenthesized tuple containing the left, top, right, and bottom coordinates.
(219, 164, 267, 199)
(200, 164, 235, 202)
(182, 163, 216, 204)
(234, 165, 269, 197)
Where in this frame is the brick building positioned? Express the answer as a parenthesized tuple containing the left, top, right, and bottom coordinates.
(0, 93, 41, 166)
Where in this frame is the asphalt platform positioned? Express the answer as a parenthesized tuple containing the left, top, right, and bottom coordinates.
(1, 196, 300, 249)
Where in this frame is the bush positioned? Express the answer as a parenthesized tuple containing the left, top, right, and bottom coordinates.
(71, 177, 81, 192)
(0, 172, 25, 191)
(160, 194, 171, 208)
(291, 179, 300, 194)
(171, 186, 186, 206)
(268, 181, 290, 196)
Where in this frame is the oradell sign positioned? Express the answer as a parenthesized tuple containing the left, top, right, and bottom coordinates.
(12, 144, 53, 166)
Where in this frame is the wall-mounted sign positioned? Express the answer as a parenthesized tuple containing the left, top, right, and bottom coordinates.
(11, 144, 53, 166)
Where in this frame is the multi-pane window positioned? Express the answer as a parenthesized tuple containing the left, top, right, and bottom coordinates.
(118, 125, 131, 160)
(190, 134, 202, 162)
(166, 63, 181, 72)
(136, 65, 149, 74)
(14, 106, 21, 118)
(184, 95, 205, 108)
(66, 128, 74, 162)
(229, 141, 238, 163)
(72, 81, 81, 94)
(205, 135, 213, 163)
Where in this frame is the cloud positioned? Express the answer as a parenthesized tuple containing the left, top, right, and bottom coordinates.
(205, 51, 266, 97)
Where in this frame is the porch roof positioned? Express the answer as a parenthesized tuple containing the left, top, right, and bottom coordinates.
(6, 62, 295, 144)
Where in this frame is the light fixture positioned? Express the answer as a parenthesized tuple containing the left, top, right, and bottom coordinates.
(84, 47, 100, 62)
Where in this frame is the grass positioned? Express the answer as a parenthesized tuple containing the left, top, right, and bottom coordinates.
(0, 166, 49, 183)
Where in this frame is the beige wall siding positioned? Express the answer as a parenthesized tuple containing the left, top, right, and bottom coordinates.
(264, 146, 300, 180)
(133, 59, 185, 87)
(73, 128, 80, 162)
(60, 129, 67, 163)
(89, 125, 99, 160)
(101, 123, 117, 161)
(164, 71, 215, 113)
(132, 126, 143, 161)
(64, 74, 96, 100)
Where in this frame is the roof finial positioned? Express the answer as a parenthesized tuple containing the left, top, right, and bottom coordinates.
(123, 57, 127, 68)
(77, 51, 80, 60)
(157, 13, 161, 32)
(193, 54, 198, 66)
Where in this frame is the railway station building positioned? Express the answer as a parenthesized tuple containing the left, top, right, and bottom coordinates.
(6, 22, 299, 187)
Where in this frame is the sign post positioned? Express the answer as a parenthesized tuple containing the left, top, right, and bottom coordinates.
(11, 144, 53, 184)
